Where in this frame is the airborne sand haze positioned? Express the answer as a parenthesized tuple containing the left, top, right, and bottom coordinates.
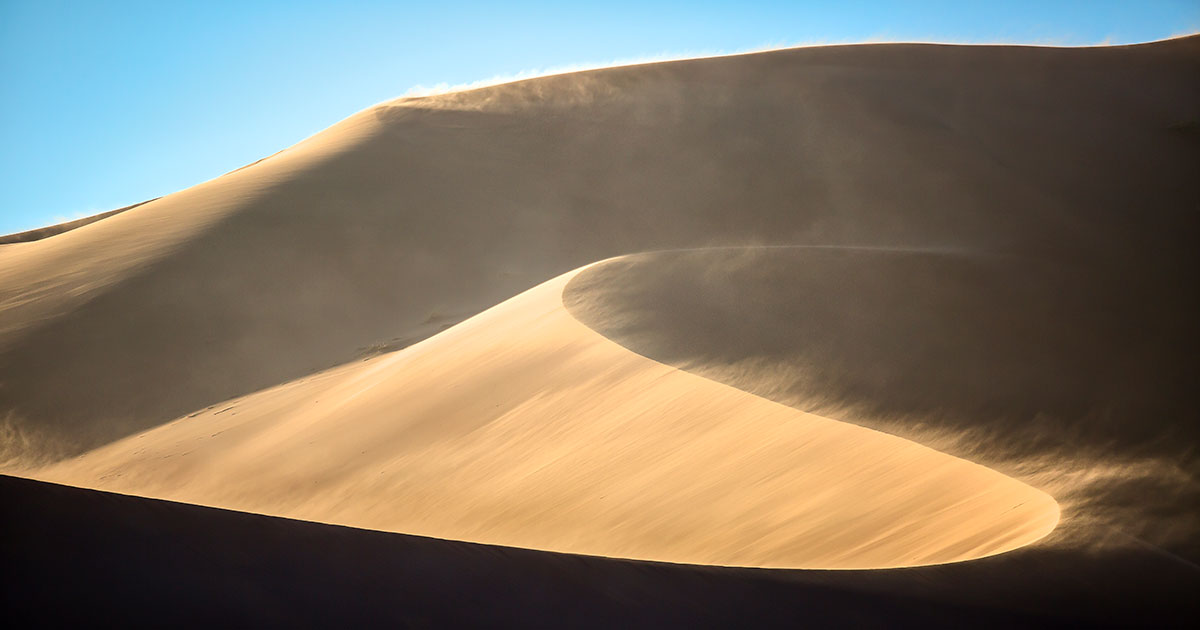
(24, 266, 1059, 569)
(2, 38, 1196, 464)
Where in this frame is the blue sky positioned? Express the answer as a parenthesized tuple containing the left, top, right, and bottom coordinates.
(2, 0, 1197, 235)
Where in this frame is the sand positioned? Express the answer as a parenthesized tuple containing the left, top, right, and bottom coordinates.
(8, 474, 1195, 628)
(564, 246, 1200, 557)
(3, 37, 1196, 468)
(2, 35, 1198, 623)
(25, 264, 1058, 569)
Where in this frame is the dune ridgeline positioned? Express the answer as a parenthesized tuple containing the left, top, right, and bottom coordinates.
(2, 35, 1198, 622)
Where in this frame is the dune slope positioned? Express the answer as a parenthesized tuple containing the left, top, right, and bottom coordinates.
(2, 37, 1197, 462)
(0, 37, 1196, 609)
(28, 265, 1057, 569)
(564, 246, 1200, 559)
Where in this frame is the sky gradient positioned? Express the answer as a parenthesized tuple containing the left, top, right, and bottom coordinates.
(2, 0, 1198, 234)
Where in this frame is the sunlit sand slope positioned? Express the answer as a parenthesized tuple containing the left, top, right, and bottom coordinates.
(31, 265, 1057, 569)
(0, 110, 389, 458)
(2, 37, 1196, 461)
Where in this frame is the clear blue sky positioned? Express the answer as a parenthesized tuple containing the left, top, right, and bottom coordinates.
(2, 0, 1197, 234)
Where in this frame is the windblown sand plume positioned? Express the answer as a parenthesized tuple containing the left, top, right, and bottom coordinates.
(2, 36, 1198, 626)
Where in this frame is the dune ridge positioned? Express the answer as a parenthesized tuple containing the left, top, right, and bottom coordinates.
(11, 474, 1195, 628)
(563, 247, 1200, 558)
(3, 37, 1196, 467)
(26, 262, 1058, 569)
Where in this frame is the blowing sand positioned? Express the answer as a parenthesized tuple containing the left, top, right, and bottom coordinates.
(26, 264, 1057, 568)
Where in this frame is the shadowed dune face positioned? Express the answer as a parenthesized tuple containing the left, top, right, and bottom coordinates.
(0, 37, 1196, 617)
(27, 268, 1059, 569)
(3, 475, 1192, 628)
(2, 38, 1198, 461)
(563, 247, 1199, 558)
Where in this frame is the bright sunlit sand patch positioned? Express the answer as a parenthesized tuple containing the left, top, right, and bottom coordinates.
(28, 263, 1059, 569)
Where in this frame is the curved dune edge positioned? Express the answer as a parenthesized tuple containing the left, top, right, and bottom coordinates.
(25, 261, 1059, 569)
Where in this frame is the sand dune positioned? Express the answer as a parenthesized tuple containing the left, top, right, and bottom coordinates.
(2, 35, 1198, 622)
(8, 474, 1195, 628)
(565, 246, 1200, 557)
(27, 263, 1057, 568)
(2, 37, 1196, 466)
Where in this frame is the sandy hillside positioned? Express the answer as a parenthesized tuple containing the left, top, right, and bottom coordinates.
(6, 474, 1195, 628)
(1, 35, 1198, 624)
(565, 246, 1200, 560)
(26, 264, 1058, 569)
(2, 37, 1196, 464)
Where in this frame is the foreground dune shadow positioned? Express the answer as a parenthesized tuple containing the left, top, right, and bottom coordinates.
(2, 475, 1196, 628)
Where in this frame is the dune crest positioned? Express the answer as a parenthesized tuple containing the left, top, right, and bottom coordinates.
(28, 262, 1058, 569)
(2, 38, 1195, 478)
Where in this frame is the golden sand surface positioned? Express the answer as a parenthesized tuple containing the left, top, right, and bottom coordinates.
(29, 264, 1058, 568)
